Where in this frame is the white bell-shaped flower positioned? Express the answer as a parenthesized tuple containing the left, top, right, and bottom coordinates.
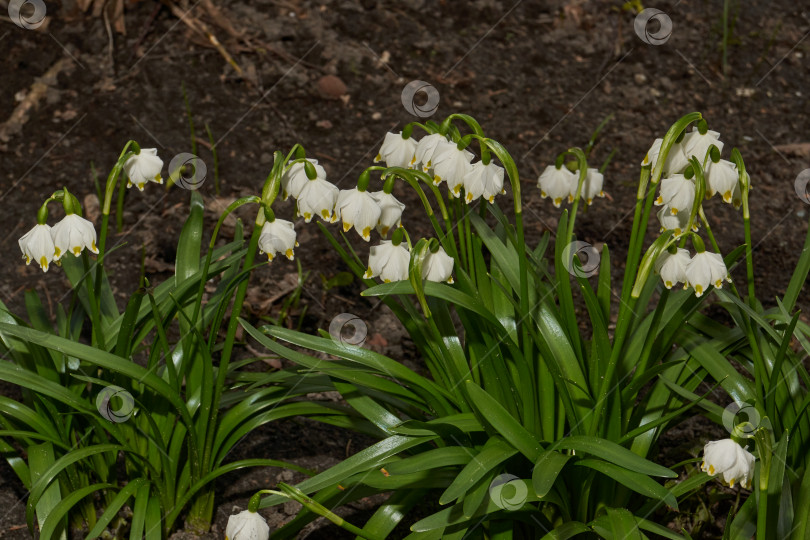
(51, 214, 99, 260)
(412, 133, 449, 171)
(654, 248, 691, 289)
(641, 138, 663, 168)
(258, 219, 298, 262)
(282, 159, 326, 201)
(463, 161, 505, 204)
(685, 251, 730, 297)
(682, 127, 724, 166)
(363, 240, 410, 282)
(225, 509, 270, 540)
(19, 224, 55, 272)
(124, 148, 164, 191)
(370, 191, 405, 237)
(705, 159, 739, 204)
(296, 177, 339, 223)
(375, 132, 418, 169)
(701, 439, 755, 489)
(538, 165, 576, 208)
(431, 143, 474, 196)
(655, 174, 695, 215)
(643, 138, 689, 175)
(336, 188, 382, 241)
(569, 168, 605, 205)
(656, 205, 696, 236)
(422, 247, 454, 284)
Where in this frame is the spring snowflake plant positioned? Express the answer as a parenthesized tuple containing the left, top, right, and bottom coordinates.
(231, 112, 810, 539)
(0, 143, 350, 538)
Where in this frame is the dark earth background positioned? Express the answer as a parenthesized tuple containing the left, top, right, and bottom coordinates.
(1, 0, 809, 537)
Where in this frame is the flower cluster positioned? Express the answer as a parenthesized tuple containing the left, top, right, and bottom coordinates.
(644, 123, 744, 297)
(376, 131, 505, 204)
(18, 198, 98, 273)
(537, 165, 605, 208)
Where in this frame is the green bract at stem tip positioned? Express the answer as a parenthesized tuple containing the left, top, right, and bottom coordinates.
(382, 173, 397, 194)
(709, 145, 721, 164)
(62, 187, 83, 217)
(294, 145, 306, 161)
(36, 202, 49, 225)
(691, 233, 706, 253)
(263, 206, 275, 223)
(401, 124, 414, 139)
(261, 151, 285, 204)
(555, 154, 566, 169)
(697, 119, 708, 135)
(304, 160, 318, 180)
(357, 170, 371, 192)
(391, 227, 406, 246)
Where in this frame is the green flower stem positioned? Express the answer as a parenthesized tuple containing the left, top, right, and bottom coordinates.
(439, 113, 484, 138)
(81, 252, 102, 348)
(754, 428, 773, 540)
(594, 110, 696, 436)
(564, 148, 589, 237)
(115, 179, 126, 233)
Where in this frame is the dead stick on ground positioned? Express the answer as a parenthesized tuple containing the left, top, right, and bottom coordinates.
(162, 0, 243, 77)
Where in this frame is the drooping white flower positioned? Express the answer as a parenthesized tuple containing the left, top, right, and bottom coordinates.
(296, 177, 339, 223)
(258, 219, 298, 262)
(282, 159, 326, 201)
(569, 168, 605, 205)
(431, 143, 474, 196)
(225, 509, 270, 540)
(645, 138, 691, 177)
(370, 191, 405, 237)
(641, 138, 663, 168)
(412, 133, 449, 171)
(538, 165, 576, 208)
(463, 161, 505, 204)
(51, 214, 99, 260)
(374, 132, 418, 169)
(701, 439, 755, 489)
(705, 159, 739, 204)
(685, 251, 730, 297)
(363, 240, 410, 282)
(655, 174, 695, 215)
(656, 205, 696, 236)
(335, 188, 382, 241)
(18, 224, 55, 272)
(654, 248, 691, 289)
(124, 148, 164, 191)
(682, 127, 724, 166)
(422, 247, 454, 284)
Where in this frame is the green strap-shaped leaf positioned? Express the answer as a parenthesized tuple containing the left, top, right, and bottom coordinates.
(574, 459, 678, 510)
(86, 478, 148, 538)
(39, 483, 113, 540)
(464, 380, 543, 462)
(532, 450, 571, 498)
(439, 436, 517, 505)
(554, 436, 676, 478)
